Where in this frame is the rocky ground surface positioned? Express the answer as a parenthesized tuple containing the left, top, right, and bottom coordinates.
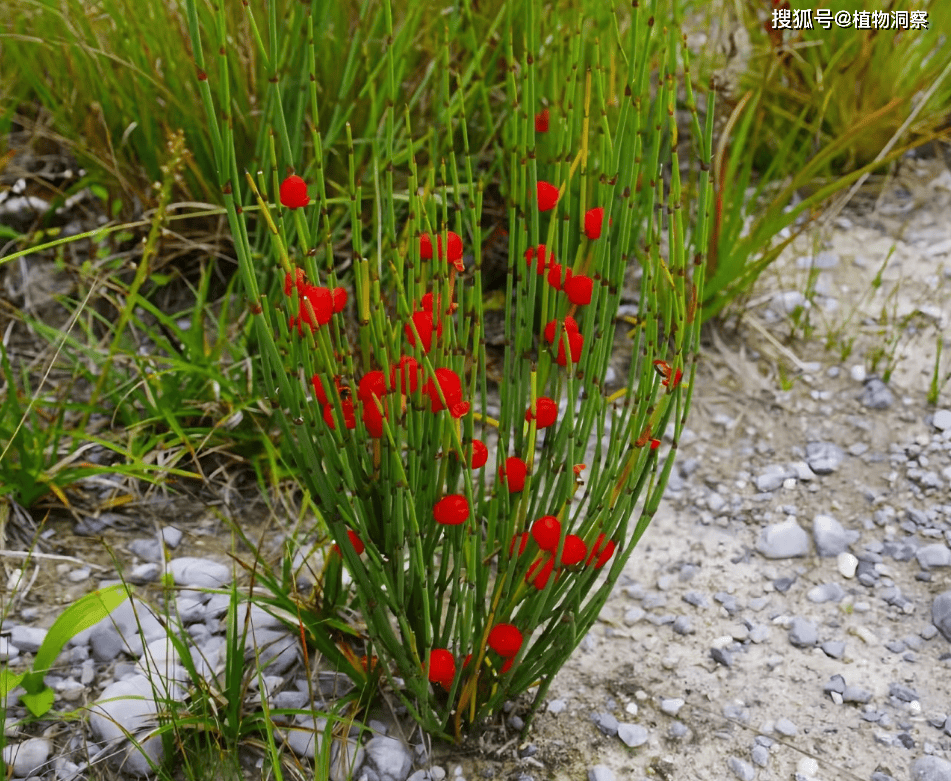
(2, 138, 951, 781)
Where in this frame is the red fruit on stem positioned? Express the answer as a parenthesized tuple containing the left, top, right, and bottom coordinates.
(560, 534, 587, 566)
(284, 267, 306, 295)
(358, 370, 387, 402)
(536, 181, 559, 211)
(509, 532, 530, 557)
(531, 515, 561, 551)
(525, 397, 558, 429)
(584, 207, 611, 240)
(487, 624, 523, 658)
(425, 368, 463, 412)
(419, 233, 434, 259)
(470, 439, 488, 469)
(544, 316, 579, 344)
(405, 311, 436, 352)
(390, 356, 421, 394)
(345, 529, 364, 555)
(427, 648, 456, 689)
(565, 274, 593, 306)
(433, 494, 469, 525)
(300, 285, 333, 327)
(279, 175, 310, 209)
(323, 398, 356, 430)
(526, 555, 555, 589)
(524, 245, 550, 275)
(311, 374, 329, 406)
(332, 286, 347, 313)
(498, 456, 527, 492)
(535, 108, 550, 133)
(555, 332, 584, 366)
(546, 261, 564, 291)
(361, 398, 385, 438)
(587, 534, 617, 569)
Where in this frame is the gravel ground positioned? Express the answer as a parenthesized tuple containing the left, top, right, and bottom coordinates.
(2, 142, 950, 781)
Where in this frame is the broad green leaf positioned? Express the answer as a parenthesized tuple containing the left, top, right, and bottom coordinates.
(0, 670, 25, 698)
(23, 584, 130, 693)
(21, 687, 56, 717)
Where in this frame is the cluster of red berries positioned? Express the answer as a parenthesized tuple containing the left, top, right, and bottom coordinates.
(283, 267, 347, 335)
(426, 623, 524, 691)
(510, 516, 617, 590)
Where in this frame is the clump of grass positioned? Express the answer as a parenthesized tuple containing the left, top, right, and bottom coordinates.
(187, 0, 711, 746)
(699, 0, 951, 323)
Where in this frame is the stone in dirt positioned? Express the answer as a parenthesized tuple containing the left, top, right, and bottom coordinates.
(805, 441, 845, 474)
(788, 617, 818, 648)
(756, 519, 810, 559)
(812, 514, 859, 557)
(931, 591, 951, 642)
(1, 738, 51, 778)
(861, 377, 895, 409)
(911, 755, 951, 781)
(931, 409, 951, 431)
(588, 766, 616, 781)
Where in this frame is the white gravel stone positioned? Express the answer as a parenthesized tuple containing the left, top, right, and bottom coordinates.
(166, 557, 232, 589)
(813, 514, 858, 556)
(89, 675, 169, 776)
(756, 519, 810, 559)
(588, 765, 617, 781)
(932, 409, 951, 431)
(837, 552, 858, 578)
(617, 722, 648, 747)
(917, 544, 951, 569)
(2, 737, 51, 777)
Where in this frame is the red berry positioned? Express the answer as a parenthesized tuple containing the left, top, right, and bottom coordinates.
(555, 332, 584, 366)
(525, 397, 558, 429)
(433, 494, 469, 525)
(437, 231, 464, 266)
(526, 555, 555, 589)
(565, 274, 593, 306)
(470, 439, 488, 469)
(535, 108, 550, 133)
(361, 397, 385, 438)
(332, 286, 347, 313)
(299, 284, 333, 327)
(499, 456, 527, 492)
(544, 316, 579, 344)
(560, 534, 587, 566)
(419, 233, 434, 259)
(279, 175, 310, 209)
(546, 261, 564, 291)
(531, 515, 561, 551)
(536, 181, 559, 212)
(584, 207, 611, 240)
(587, 534, 616, 569)
(509, 532, 530, 557)
(311, 374, 329, 406)
(427, 648, 456, 690)
(390, 356, 421, 394)
(405, 311, 436, 352)
(424, 367, 463, 412)
(284, 267, 306, 295)
(323, 398, 356, 430)
(487, 624, 523, 658)
(358, 370, 387, 402)
(524, 244, 551, 274)
(345, 529, 364, 555)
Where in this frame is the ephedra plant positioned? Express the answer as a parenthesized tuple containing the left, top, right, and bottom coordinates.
(187, 0, 712, 742)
